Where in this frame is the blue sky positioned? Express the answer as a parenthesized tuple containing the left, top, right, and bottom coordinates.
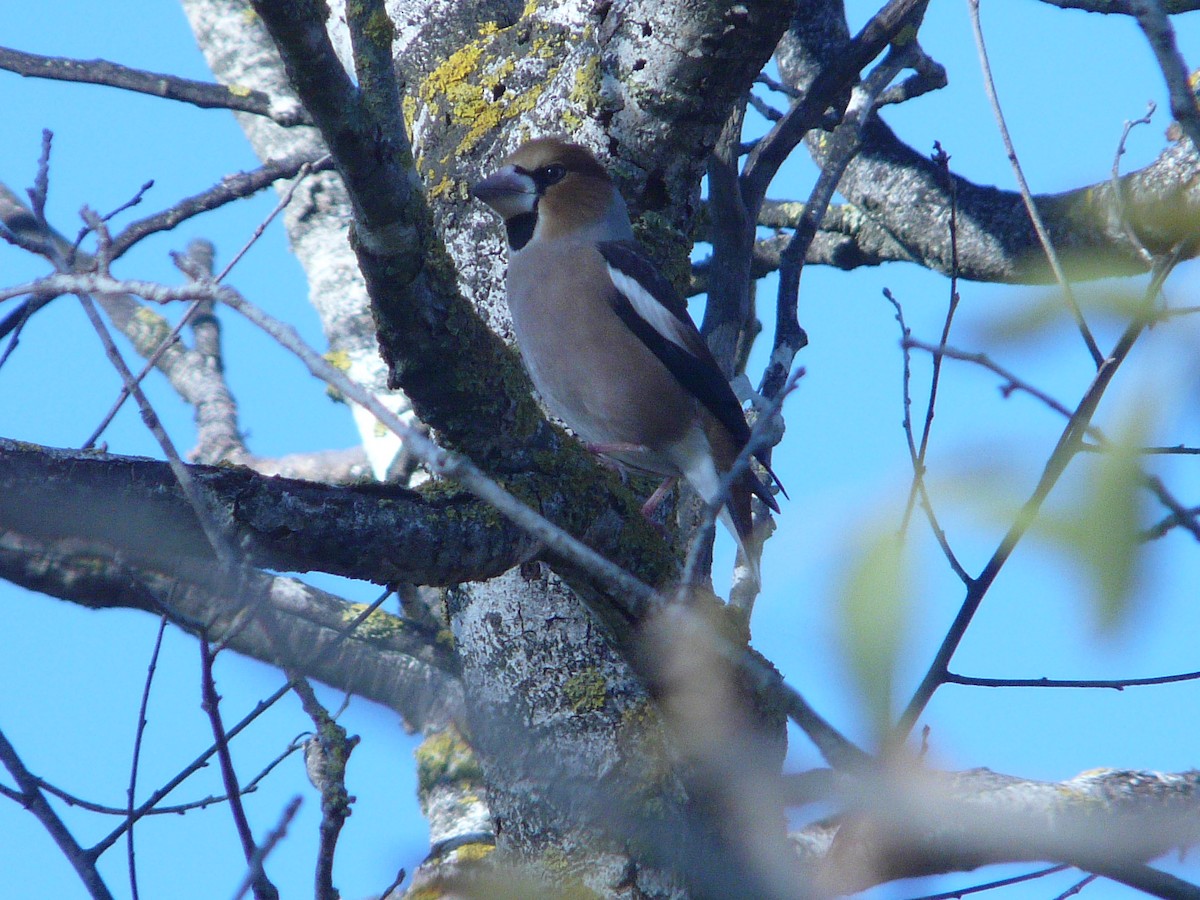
(1, 2, 1199, 898)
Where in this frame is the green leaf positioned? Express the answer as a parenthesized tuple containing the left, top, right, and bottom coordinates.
(979, 285, 1146, 346)
(837, 528, 912, 738)
(1040, 411, 1148, 632)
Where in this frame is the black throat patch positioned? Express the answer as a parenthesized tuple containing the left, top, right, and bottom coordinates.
(505, 212, 537, 251)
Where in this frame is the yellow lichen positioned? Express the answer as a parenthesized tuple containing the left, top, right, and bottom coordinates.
(401, 94, 417, 133)
(569, 55, 602, 108)
(340, 602, 407, 641)
(415, 727, 484, 792)
(323, 349, 352, 371)
(413, 12, 564, 159)
(563, 668, 607, 713)
(363, 6, 397, 46)
(562, 54, 602, 129)
(454, 842, 495, 862)
(129, 306, 173, 350)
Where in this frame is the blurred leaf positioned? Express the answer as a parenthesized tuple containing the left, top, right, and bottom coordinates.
(837, 528, 912, 738)
(1039, 410, 1149, 632)
(979, 285, 1146, 346)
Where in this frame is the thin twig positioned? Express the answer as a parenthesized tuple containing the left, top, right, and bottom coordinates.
(126, 616, 168, 900)
(230, 797, 303, 900)
(747, 91, 783, 122)
(37, 739, 302, 817)
(84, 160, 320, 450)
(108, 152, 330, 261)
(73, 180, 155, 258)
(887, 289, 970, 585)
(741, 0, 930, 212)
(1053, 874, 1099, 900)
(200, 638, 279, 900)
(1144, 504, 1200, 541)
(967, 0, 1104, 368)
(290, 678, 357, 900)
(93, 684, 291, 855)
(1111, 103, 1158, 265)
(754, 72, 799, 99)
(904, 865, 1068, 900)
(91, 584, 401, 857)
(946, 669, 1200, 689)
(1142, 473, 1200, 541)
(379, 867, 408, 899)
(903, 338, 1087, 426)
(896, 248, 1183, 737)
(678, 368, 803, 610)
(894, 142, 970, 584)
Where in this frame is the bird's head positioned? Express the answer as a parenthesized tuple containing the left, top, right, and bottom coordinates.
(471, 137, 631, 248)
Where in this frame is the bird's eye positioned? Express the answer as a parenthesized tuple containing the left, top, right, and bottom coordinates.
(538, 163, 567, 185)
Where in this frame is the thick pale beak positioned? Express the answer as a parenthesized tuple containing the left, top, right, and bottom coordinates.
(470, 165, 537, 218)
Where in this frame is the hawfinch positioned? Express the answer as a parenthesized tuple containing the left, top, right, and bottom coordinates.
(471, 137, 782, 573)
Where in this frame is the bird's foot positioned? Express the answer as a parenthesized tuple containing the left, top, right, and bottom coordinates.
(640, 477, 678, 519)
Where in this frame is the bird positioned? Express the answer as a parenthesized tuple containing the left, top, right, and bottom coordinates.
(470, 137, 783, 578)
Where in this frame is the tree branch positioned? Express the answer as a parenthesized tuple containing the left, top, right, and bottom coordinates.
(0, 437, 536, 587)
(1036, 0, 1200, 13)
(0, 727, 115, 900)
(104, 153, 332, 260)
(0, 45, 310, 126)
(0, 529, 464, 732)
(795, 766, 1200, 895)
(1127, 0, 1200, 153)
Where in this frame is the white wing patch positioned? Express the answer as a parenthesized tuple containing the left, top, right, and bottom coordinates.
(605, 262, 696, 355)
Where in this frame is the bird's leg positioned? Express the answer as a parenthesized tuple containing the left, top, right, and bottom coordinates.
(640, 476, 677, 518)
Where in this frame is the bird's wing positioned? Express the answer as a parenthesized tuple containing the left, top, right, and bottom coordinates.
(598, 240, 786, 509)
(597, 241, 750, 447)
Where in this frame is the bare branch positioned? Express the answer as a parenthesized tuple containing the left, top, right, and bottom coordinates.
(1127, 0, 1200, 153)
(0, 436, 530, 597)
(231, 797, 302, 900)
(742, 0, 931, 214)
(886, 285, 971, 587)
(0, 727, 115, 900)
(1036, 0, 1200, 10)
(796, 765, 1200, 894)
(897, 254, 1180, 736)
(905, 865, 1069, 900)
(946, 669, 1200, 689)
(967, 0, 1104, 367)
(106, 152, 331, 260)
(291, 678, 357, 900)
(903, 338, 1084, 424)
(34, 738, 302, 818)
(0, 45, 310, 126)
(126, 617, 168, 900)
(761, 40, 919, 400)
(200, 638, 279, 900)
